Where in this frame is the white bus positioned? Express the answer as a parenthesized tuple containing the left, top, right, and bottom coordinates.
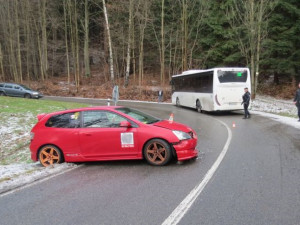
(171, 67, 251, 112)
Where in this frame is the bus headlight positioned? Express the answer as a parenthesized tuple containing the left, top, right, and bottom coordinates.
(172, 130, 191, 140)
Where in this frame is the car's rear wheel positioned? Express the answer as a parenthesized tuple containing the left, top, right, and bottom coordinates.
(38, 145, 64, 167)
(143, 139, 172, 166)
(0, 92, 5, 96)
(24, 93, 31, 99)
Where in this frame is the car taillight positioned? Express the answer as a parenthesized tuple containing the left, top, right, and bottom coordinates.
(30, 132, 34, 141)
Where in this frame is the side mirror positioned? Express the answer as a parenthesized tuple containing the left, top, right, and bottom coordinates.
(120, 121, 131, 128)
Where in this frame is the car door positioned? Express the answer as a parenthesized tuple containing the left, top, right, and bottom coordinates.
(4, 84, 14, 96)
(13, 85, 24, 97)
(79, 110, 139, 160)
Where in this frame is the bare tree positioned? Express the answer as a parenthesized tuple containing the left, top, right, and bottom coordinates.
(226, 0, 277, 98)
(83, 0, 90, 77)
(63, 0, 71, 83)
(124, 0, 134, 87)
(102, 0, 115, 84)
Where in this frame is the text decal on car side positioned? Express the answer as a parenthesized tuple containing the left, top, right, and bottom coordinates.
(121, 132, 134, 148)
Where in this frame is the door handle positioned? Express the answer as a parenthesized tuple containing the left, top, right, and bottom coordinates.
(82, 133, 92, 136)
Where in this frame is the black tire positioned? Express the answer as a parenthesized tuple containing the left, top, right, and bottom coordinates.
(38, 145, 64, 167)
(0, 92, 5, 96)
(196, 100, 202, 113)
(24, 93, 31, 99)
(176, 97, 180, 107)
(143, 139, 172, 166)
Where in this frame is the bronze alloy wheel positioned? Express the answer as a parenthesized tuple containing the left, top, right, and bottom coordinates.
(144, 139, 172, 166)
(39, 145, 63, 167)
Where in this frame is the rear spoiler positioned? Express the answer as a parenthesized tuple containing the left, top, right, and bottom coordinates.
(37, 113, 47, 121)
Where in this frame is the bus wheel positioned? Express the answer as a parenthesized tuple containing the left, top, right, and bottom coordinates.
(176, 97, 180, 107)
(196, 100, 202, 113)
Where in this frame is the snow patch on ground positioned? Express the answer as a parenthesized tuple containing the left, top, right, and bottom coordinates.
(0, 163, 78, 194)
(0, 95, 299, 195)
(251, 95, 300, 130)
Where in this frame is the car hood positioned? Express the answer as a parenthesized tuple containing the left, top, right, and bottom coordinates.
(153, 120, 192, 132)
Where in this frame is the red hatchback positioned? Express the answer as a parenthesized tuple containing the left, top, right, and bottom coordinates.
(30, 106, 198, 166)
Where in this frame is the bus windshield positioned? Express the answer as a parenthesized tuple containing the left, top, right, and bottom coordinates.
(217, 70, 247, 83)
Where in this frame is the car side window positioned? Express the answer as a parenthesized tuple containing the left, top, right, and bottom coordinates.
(14, 86, 20, 90)
(0, 84, 4, 87)
(46, 112, 81, 128)
(83, 111, 127, 128)
(5, 85, 12, 88)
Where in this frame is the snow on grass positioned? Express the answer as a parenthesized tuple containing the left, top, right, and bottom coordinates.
(252, 95, 298, 117)
(0, 112, 35, 165)
(0, 163, 79, 194)
(251, 95, 300, 130)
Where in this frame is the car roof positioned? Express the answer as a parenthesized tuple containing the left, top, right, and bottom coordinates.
(0, 83, 19, 85)
(44, 106, 124, 116)
(1, 83, 21, 86)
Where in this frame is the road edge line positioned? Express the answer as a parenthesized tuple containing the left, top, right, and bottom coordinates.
(161, 119, 232, 225)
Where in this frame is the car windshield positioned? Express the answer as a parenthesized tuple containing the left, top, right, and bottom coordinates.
(116, 107, 160, 124)
(217, 70, 248, 83)
(19, 84, 32, 90)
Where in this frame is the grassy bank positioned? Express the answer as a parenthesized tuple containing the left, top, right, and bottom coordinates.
(0, 96, 88, 165)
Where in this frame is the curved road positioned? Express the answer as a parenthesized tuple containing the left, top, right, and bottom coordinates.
(0, 97, 299, 225)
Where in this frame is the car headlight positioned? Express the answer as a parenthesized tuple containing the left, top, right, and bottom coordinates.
(32, 92, 38, 95)
(172, 130, 191, 140)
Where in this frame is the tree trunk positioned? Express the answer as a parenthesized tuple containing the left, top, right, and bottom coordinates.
(63, 0, 70, 84)
(74, 0, 80, 90)
(102, 0, 114, 84)
(84, 0, 90, 77)
(181, 0, 188, 71)
(15, 0, 22, 82)
(125, 0, 133, 87)
(160, 0, 165, 85)
(41, 0, 48, 79)
(0, 43, 4, 81)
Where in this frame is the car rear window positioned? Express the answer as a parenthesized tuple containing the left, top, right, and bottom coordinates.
(46, 112, 81, 128)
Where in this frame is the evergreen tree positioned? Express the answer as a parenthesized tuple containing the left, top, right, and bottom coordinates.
(261, 0, 300, 84)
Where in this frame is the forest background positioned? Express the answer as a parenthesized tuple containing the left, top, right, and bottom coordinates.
(0, 0, 299, 101)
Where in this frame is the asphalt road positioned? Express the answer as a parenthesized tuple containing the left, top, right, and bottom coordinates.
(0, 97, 299, 225)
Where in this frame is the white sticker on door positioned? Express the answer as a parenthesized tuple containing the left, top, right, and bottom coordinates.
(121, 132, 134, 148)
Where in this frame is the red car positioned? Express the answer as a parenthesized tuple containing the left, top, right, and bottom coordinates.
(30, 106, 198, 166)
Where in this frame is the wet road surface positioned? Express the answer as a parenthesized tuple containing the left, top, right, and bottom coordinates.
(0, 97, 299, 225)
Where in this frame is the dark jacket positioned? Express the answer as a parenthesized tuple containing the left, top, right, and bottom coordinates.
(242, 91, 251, 105)
(294, 88, 300, 107)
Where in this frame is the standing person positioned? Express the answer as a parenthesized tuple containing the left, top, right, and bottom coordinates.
(293, 82, 300, 122)
(241, 87, 251, 119)
(158, 89, 163, 103)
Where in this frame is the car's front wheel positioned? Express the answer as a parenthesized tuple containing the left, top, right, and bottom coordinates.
(143, 139, 172, 166)
(38, 145, 64, 167)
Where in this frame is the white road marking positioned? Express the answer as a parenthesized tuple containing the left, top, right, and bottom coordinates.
(162, 119, 232, 225)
